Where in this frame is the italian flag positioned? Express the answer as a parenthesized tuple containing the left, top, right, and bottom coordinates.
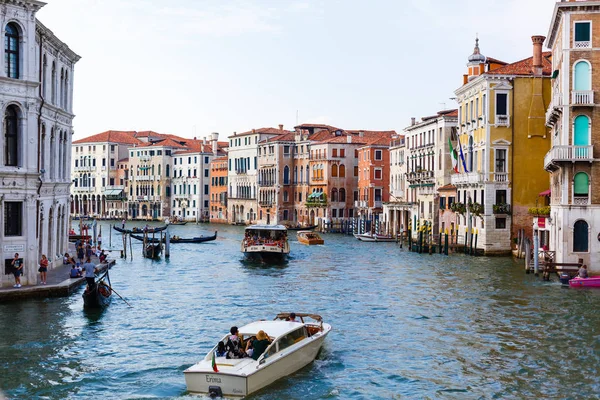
(448, 138, 459, 173)
(212, 351, 219, 372)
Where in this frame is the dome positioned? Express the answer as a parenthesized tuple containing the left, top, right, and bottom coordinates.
(467, 37, 486, 64)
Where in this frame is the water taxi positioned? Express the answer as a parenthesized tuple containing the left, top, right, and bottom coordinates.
(241, 225, 289, 259)
(354, 232, 397, 242)
(297, 230, 324, 245)
(184, 313, 331, 397)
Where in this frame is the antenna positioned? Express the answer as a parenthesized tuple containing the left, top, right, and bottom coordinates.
(296, 110, 299, 126)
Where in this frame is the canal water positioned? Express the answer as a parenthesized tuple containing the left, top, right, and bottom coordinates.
(1, 222, 600, 399)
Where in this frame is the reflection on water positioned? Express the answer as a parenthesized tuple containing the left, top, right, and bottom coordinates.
(1, 222, 600, 399)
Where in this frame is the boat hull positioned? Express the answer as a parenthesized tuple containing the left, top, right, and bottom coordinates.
(185, 325, 330, 397)
(354, 233, 396, 242)
(569, 277, 600, 288)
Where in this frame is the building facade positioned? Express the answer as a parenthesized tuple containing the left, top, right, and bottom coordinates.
(210, 156, 228, 223)
(383, 135, 410, 237)
(545, 0, 600, 270)
(1, 2, 79, 287)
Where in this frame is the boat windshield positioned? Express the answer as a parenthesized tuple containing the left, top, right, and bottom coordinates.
(244, 229, 287, 243)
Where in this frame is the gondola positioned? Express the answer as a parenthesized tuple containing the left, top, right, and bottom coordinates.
(286, 224, 318, 231)
(113, 225, 168, 234)
(129, 231, 218, 244)
(144, 243, 163, 258)
(82, 269, 112, 308)
(169, 221, 188, 226)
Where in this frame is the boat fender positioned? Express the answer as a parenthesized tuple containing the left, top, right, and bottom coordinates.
(598, 232, 600, 242)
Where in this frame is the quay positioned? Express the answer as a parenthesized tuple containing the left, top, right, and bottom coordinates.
(0, 249, 115, 302)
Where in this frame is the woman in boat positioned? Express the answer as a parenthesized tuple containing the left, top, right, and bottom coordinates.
(248, 330, 271, 361)
(578, 264, 589, 278)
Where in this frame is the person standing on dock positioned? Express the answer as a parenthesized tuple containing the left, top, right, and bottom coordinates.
(39, 254, 49, 285)
(11, 253, 22, 288)
(82, 257, 97, 290)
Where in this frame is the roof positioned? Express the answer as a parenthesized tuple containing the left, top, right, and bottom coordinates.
(485, 56, 508, 66)
(485, 52, 552, 76)
(134, 138, 188, 148)
(239, 320, 303, 339)
(438, 184, 457, 191)
(294, 123, 341, 131)
(73, 130, 141, 145)
(245, 224, 288, 231)
(229, 127, 287, 138)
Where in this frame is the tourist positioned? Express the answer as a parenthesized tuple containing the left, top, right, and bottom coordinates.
(97, 234, 102, 248)
(215, 341, 227, 357)
(85, 242, 93, 259)
(99, 250, 107, 263)
(248, 330, 271, 361)
(286, 312, 298, 322)
(226, 326, 246, 359)
(38, 254, 49, 285)
(122, 219, 126, 228)
(82, 257, 97, 290)
(70, 264, 82, 278)
(76, 244, 84, 264)
(578, 264, 589, 279)
(11, 253, 23, 288)
(63, 252, 70, 264)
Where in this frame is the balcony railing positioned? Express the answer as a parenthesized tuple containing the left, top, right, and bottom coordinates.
(573, 196, 589, 206)
(545, 92, 563, 126)
(494, 172, 508, 182)
(496, 115, 509, 126)
(572, 90, 594, 105)
(451, 172, 485, 186)
(493, 203, 511, 214)
(374, 200, 382, 208)
(258, 200, 273, 206)
(574, 40, 591, 49)
(544, 145, 593, 170)
(258, 180, 275, 187)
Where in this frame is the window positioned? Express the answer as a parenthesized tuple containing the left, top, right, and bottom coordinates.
(574, 172, 589, 198)
(204, 169, 209, 177)
(109, 178, 114, 186)
(4, 105, 19, 166)
(4, 201, 22, 236)
(495, 217, 506, 229)
(331, 164, 338, 177)
(332, 149, 337, 157)
(283, 191, 288, 202)
(496, 93, 508, 116)
(496, 190, 507, 204)
(375, 150, 382, 160)
(340, 149, 345, 157)
(283, 166, 290, 184)
(573, 220, 589, 252)
(374, 168, 382, 180)
(5, 23, 19, 79)
(574, 61, 591, 91)
(574, 21, 591, 47)
(204, 184, 209, 195)
(440, 197, 446, 210)
(574, 115, 590, 149)
(354, 166, 359, 177)
(495, 149, 507, 172)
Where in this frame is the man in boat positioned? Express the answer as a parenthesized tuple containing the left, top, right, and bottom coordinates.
(578, 264, 589, 279)
(225, 326, 246, 359)
(286, 312, 297, 322)
(82, 257, 98, 290)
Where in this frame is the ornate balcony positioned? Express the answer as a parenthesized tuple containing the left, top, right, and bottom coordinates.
(493, 203, 511, 215)
(545, 92, 563, 127)
(494, 172, 508, 183)
(451, 172, 485, 186)
(544, 145, 593, 171)
(496, 115, 509, 127)
(572, 90, 594, 106)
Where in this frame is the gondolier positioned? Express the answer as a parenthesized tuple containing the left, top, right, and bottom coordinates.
(82, 257, 98, 289)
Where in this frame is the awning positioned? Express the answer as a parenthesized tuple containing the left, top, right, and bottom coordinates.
(104, 189, 124, 199)
(539, 189, 551, 196)
(308, 192, 324, 199)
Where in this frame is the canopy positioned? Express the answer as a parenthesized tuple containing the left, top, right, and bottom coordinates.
(308, 192, 324, 199)
(538, 189, 551, 197)
(104, 189, 124, 200)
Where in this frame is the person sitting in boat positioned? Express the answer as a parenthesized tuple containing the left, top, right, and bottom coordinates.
(99, 250, 107, 263)
(215, 341, 227, 357)
(578, 264, 589, 279)
(286, 312, 297, 322)
(69, 228, 76, 235)
(225, 326, 246, 359)
(248, 330, 271, 361)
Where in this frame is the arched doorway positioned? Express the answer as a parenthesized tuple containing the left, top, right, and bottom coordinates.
(47, 207, 54, 261)
(310, 210, 315, 224)
(142, 204, 148, 217)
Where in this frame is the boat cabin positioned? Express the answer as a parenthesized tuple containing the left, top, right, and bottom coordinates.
(243, 225, 288, 246)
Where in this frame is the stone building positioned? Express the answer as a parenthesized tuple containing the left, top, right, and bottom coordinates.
(209, 156, 228, 223)
(545, 0, 600, 270)
(1, 1, 79, 287)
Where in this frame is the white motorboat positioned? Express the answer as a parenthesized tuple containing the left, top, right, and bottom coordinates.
(184, 313, 331, 397)
(241, 224, 290, 259)
(354, 232, 397, 242)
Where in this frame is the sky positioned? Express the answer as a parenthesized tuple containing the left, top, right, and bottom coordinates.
(37, 0, 557, 142)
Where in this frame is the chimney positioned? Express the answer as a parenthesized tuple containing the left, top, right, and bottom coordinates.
(359, 131, 364, 137)
(193, 136, 197, 140)
(463, 74, 468, 85)
(252, 129, 256, 134)
(211, 132, 219, 156)
(411, 117, 416, 126)
(203, 137, 207, 145)
(278, 124, 283, 130)
(347, 135, 352, 144)
(531, 35, 545, 76)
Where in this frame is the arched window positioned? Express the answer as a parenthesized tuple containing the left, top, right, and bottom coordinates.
(282, 166, 289, 184)
(42, 54, 47, 98)
(283, 190, 288, 202)
(339, 164, 346, 177)
(5, 23, 19, 79)
(331, 188, 338, 202)
(574, 172, 589, 198)
(573, 220, 589, 252)
(60, 68, 64, 108)
(574, 61, 591, 91)
(574, 115, 590, 147)
(306, 166, 309, 182)
(64, 70, 69, 110)
(158, 164, 161, 175)
(340, 188, 346, 201)
(166, 164, 170, 177)
(300, 166, 304, 184)
(51, 62, 56, 104)
(4, 105, 19, 166)
(294, 166, 298, 183)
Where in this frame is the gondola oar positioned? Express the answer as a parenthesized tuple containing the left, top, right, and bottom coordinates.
(110, 286, 133, 308)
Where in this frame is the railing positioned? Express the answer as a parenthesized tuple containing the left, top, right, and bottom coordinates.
(258, 180, 275, 187)
(545, 92, 563, 126)
(374, 201, 382, 208)
(572, 90, 594, 105)
(234, 169, 248, 174)
(258, 200, 273, 206)
(494, 172, 508, 182)
(573, 196, 589, 205)
(574, 40, 591, 49)
(496, 115, 509, 126)
(451, 172, 485, 186)
(544, 145, 593, 170)
(493, 203, 511, 214)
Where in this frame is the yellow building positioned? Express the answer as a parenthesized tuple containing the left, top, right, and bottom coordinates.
(452, 37, 552, 254)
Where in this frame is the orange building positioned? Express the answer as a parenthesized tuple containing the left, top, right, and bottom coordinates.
(209, 156, 228, 223)
(356, 138, 391, 231)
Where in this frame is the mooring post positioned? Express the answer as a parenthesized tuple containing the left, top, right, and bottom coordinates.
(473, 229, 478, 256)
(444, 229, 449, 256)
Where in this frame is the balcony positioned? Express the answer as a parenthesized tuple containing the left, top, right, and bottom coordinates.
(572, 90, 594, 106)
(374, 200, 382, 208)
(258, 180, 276, 187)
(494, 172, 508, 183)
(493, 203, 511, 215)
(450, 172, 485, 186)
(544, 145, 593, 171)
(574, 40, 591, 49)
(258, 200, 273, 206)
(496, 115, 509, 127)
(545, 92, 563, 127)
(573, 196, 589, 206)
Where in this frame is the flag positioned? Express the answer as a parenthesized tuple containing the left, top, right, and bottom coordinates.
(448, 138, 459, 173)
(212, 351, 219, 372)
(458, 138, 469, 173)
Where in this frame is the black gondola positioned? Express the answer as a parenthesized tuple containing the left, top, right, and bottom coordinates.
(144, 243, 163, 258)
(286, 224, 318, 231)
(113, 225, 168, 234)
(82, 269, 112, 308)
(169, 221, 188, 225)
(129, 231, 218, 244)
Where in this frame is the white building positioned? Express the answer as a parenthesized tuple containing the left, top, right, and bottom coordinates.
(1, 1, 79, 287)
(383, 135, 409, 236)
(227, 128, 282, 224)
